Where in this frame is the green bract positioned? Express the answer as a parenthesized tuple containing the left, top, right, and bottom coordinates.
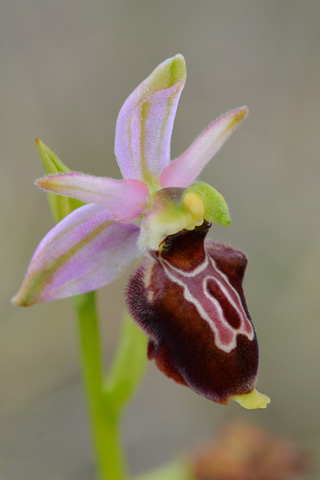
(36, 139, 84, 222)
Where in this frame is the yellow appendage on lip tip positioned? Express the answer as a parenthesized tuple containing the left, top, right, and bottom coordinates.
(232, 388, 271, 409)
(183, 192, 205, 230)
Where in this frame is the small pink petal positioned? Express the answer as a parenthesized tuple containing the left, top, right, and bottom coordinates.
(160, 107, 248, 188)
(115, 54, 186, 184)
(36, 173, 149, 222)
(12, 204, 140, 306)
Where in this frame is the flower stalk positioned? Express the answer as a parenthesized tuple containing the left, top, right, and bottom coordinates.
(75, 291, 126, 480)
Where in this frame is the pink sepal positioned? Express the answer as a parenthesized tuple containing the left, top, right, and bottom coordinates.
(114, 54, 186, 183)
(12, 204, 140, 305)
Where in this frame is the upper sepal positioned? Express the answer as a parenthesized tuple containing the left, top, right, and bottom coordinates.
(115, 54, 186, 186)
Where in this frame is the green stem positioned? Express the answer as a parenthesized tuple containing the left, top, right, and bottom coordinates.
(105, 311, 148, 408)
(74, 291, 126, 480)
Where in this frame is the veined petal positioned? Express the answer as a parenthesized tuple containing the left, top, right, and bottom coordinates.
(115, 54, 186, 185)
(160, 107, 248, 188)
(35, 173, 149, 222)
(12, 204, 140, 306)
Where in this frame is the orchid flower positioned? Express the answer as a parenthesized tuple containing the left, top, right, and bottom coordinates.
(13, 54, 270, 409)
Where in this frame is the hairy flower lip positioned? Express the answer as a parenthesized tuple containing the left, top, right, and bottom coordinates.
(126, 223, 260, 405)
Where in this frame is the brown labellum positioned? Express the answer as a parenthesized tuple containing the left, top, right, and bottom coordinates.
(126, 222, 259, 404)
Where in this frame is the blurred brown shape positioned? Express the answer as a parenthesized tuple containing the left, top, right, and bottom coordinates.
(191, 421, 311, 480)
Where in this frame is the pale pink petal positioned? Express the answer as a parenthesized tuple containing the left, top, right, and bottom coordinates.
(115, 54, 186, 183)
(160, 107, 248, 188)
(36, 173, 149, 222)
(12, 204, 140, 306)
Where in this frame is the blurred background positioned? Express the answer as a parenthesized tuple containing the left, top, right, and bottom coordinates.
(1, 0, 320, 479)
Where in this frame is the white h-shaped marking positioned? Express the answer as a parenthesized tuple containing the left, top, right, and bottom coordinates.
(158, 254, 254, 353)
